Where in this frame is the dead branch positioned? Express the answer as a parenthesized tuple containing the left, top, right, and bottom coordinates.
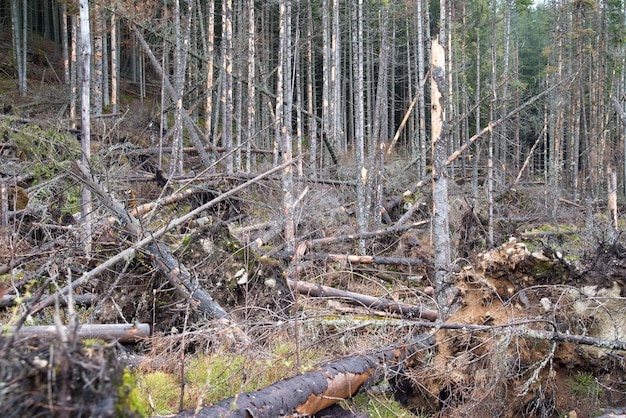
(277, 249, 430, 267)
(286, 278, 438, 320)
(305, 220, 429, 248)
(1, 293, 96, 308)
(6, 323, 150, 343)
(388, 318, 626, 351)
(126, 145, 274, 156)
(175, 335, 434, 417)
(30, 160, 292, 315)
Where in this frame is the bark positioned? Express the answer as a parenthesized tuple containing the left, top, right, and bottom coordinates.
(431, 39, 454, 317)
(176, 335, 434, 417)
(221, 0, 234, 173)
(79, 0, 92, 255)
(352, 0, 367, 253)
(246, 0, 256, 173)
(7, 323, 150, 344)
(110, 14, 119, 114)
(286, 278, 438, 320)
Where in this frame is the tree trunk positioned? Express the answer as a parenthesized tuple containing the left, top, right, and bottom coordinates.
(431, 39, 455, 318)
(222, 0, 234, 173)
(10, 323, 150, 344)
(175, 335, 434, 418)
(79, 0, 92, 255)
(352, 0, 367, 254)
(286, 277, 438, 320)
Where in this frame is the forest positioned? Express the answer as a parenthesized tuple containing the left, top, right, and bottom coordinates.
(0, 0, 625, 416)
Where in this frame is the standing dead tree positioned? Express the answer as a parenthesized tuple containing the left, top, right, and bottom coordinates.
(176, 335, 434, 417)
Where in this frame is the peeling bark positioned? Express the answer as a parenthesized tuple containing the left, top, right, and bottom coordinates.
(176, 335, 434, 417)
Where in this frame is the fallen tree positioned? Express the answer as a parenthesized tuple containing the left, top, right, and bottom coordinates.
(6, 323, 150, 343)
(175, 334, 434, 417)
(286, 278, 438, 320)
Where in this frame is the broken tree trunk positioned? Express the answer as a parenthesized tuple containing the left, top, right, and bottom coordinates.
(7, 323, 150, 343)
(176, 335, 434, 417)
(286, 278, 438, 320)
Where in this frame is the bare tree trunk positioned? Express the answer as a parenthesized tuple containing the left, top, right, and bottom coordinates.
(246, 0, 255, 173)
(331, 0, 342, 151)
(204, 0, 215, 153)
(11, 0, 27, 96)
(278, 0, 295, 251)
(61, 2, 69, 85)
(170, 0, 193, 175)
(352, 0, 367, 254)
(110, 14, 119, 114)
(417, 0, 427, 178)
(306, 0, 317, 178)
(431, 39, 455, 318)
(79, 0, 92, 255)
(222, 0, 234, 173)
(93, 4, 103, 115)
(69, 14, 78, 129)
(321, 0, 331, 168)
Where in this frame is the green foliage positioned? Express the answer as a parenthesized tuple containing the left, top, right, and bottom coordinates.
(344, 390, 416, 417)
(568, 371, 601, 401)
(116, 369, 146, 417)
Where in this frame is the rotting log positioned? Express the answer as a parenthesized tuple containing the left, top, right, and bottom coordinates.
(287, 278, 438, 321)
(6, 323, 150, 343)
(176, 334, 434, 418)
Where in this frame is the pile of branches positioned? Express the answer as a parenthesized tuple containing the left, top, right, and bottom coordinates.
(0, 333, 142, 417)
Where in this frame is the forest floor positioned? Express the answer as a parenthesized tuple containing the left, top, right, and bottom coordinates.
(1, 38, 626, 418)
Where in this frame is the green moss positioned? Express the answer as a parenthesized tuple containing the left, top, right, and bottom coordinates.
(135, 340, 319, 413)
(343, 390, 417, 417)
(137, 371, 180, 415)
(117, 369, 146, 417)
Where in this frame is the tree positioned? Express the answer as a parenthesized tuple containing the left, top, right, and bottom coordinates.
(79, 0, 92, 254)
(431, 38, 455, 318)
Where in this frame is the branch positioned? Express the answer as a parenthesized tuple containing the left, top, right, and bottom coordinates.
(286, 278, 438, 321)
(6, 323, 150, 344)
(30, 160, 293, 315)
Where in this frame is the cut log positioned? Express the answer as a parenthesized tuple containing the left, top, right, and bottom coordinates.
(6, 323, 150, 343)
(175, 335, 434, 417)
(287, 278, 438, 321)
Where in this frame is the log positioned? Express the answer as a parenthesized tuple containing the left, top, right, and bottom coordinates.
(287, 278, 438, 321)
(175, 334, 434, 417)
(6, 323, 150, 343)
(275, 249, 430, 268)
(304, 220, 429, 248)
(1, 293, 97, 308)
